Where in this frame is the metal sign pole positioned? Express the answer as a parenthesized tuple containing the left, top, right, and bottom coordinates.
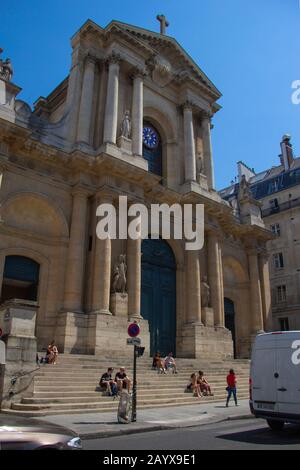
(131, 344, 137, 422)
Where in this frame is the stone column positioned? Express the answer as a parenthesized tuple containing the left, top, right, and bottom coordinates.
(185, 250, 202, 324)
(127, 215, 142, 320)
(63, 187, 89, 312)
(77, 56, 96, 145)
(259, 252, 272, 331)
(248, 250, 264, 333)
(183, 102, 196, 182)
(91, 195, 112, 315)
(208, 233, 224, 327)
(64, 46, 84, 144)
(132, 71, 144, 156)
(218, 242, 225, 326)
(103, 53, 121, 144)
(202, 113, 215, 189)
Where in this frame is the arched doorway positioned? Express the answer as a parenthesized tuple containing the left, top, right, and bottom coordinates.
(141, 239, 176, 356)
(142, 121, 162, 176)
(224, 297, 236, 358)
(1, 255, 40, 303)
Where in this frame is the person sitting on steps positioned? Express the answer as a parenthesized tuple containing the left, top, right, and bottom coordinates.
(164, 352, 178, 374)
(115, 367, 131, 393)
(46, 340, 58, 365)
(156, 356, 166, 374)
(152, 351, 161, 370)
(197, 370, 214, 396)
(99, 367, 118, 396)
(186, 373, 202, 398)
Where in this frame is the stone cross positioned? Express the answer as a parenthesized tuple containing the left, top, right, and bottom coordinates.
(156, 14, 169, 35)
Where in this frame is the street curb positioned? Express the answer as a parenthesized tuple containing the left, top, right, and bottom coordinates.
(80, 413, 253, 440)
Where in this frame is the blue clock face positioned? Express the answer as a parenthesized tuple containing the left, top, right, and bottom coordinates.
(143, 126, 159, 149)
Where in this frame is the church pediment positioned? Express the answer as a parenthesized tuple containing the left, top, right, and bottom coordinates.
(75, 19, 221, 100)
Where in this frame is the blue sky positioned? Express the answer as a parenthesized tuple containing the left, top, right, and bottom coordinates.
(1, 0, 299, 189)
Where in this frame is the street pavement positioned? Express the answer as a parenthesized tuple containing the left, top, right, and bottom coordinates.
(35, 398, 252, 439)
(83, 418, 300, 450)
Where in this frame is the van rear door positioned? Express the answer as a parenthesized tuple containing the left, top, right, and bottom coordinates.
(251, 334, 279, 414)
(276, 333, 300, 417)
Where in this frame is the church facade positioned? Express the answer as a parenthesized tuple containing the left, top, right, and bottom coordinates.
(0, 19, 272, 359)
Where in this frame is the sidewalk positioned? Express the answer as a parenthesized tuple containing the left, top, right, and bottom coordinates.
(35, 399, 252, 440)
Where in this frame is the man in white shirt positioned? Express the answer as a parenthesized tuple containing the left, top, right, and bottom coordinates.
(164, 352, 178, 374)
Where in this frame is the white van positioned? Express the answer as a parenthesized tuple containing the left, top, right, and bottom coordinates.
(250, 331, 300, 431)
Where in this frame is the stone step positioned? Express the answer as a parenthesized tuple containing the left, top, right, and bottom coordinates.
(38, 355, 249, 367)
(33, 382, 249, 394)
(33, 380, 249, 389)
(11, 394, 249, 417)
(36, 366, 250, 376)
(34, 374, 249, 383)
(8, 355, 250, 416)
(5, 394, 250, 417)
(27, 388, 250, 404)
(34, 373, 249, 381)
(33, 382, 249, 398)
(12, 392, 250, 412)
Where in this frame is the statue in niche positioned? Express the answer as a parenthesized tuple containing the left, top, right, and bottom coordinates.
(201, 276, 211, 308)
(120, 110, 131, 139)
(111, 254, 127, 294)
(238, 175, 252, 200)
(196, 153, 204, 183)
(0, 50, 13, 82)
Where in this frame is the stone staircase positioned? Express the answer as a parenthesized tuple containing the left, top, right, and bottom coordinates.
(5, 354, 250, 417)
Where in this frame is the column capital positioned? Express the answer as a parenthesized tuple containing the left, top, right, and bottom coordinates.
(84, 54, 98, 67)
(258, 249, 270, 262)
(106, 51, 122, 66)
(131, 65, 147, 80)
(200, 109, 213, 121)
(93, 190, 115, 205)
(246, 246, 260, 257)
(182, 100, 194, 112)
(71, 184, 92, 199)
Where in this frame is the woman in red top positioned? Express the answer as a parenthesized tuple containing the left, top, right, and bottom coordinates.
(226, 369, 237, 407)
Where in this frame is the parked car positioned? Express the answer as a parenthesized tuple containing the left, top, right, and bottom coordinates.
(0, 413, 82, 450)
(250, 331, 300, 431)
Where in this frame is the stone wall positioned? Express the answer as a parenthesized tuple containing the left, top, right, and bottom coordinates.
(0, 300, 38, 408)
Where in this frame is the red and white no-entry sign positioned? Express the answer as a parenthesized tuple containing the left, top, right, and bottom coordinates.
(127, 323, 140, 338)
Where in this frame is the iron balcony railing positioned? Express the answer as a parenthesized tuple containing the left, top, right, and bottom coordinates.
(261, 198, 300, 217)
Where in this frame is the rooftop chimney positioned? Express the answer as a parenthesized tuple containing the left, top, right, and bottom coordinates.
(280, 134, 294, 171)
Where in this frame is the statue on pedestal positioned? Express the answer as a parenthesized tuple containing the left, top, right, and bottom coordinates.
(201, 276, 211, 308)
(120, 110, 131, 139)
(238, 175, 252, 200)
(111, 254, 127, 293)
(196, 153, 204, 183)
(0, 50, 13, 82)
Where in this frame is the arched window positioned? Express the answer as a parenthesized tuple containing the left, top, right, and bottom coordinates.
(1, 255, 40, 303)
(142, 122, 162, 176)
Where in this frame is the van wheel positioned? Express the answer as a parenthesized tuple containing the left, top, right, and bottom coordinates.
(266, 419, 284, 431)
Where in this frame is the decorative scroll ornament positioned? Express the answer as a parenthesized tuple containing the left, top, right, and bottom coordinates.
(151, 55, 172, 87)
